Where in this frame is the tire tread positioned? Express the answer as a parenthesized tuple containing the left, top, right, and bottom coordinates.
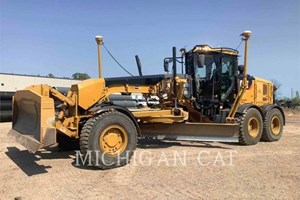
(235, 108, 263, 145)
(79, 110, 136, 169)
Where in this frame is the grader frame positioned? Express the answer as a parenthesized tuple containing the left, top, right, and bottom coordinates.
(8, 31, 284, 169)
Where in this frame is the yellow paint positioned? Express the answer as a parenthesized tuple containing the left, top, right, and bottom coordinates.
(241, 77, 273, 106)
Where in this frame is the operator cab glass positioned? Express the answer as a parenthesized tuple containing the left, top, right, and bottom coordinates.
(185, 46, 238, 104)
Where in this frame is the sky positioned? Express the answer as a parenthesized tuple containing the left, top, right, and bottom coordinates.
(0, 0, 299, 97)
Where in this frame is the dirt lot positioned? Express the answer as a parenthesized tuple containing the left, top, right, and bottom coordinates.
(0, 110, 299, 200)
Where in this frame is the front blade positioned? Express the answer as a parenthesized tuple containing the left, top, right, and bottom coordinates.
(9, 88, 57, 152)
(8, 128, 41, 153)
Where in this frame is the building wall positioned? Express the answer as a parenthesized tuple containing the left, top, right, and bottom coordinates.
(0, 73, 80, 92)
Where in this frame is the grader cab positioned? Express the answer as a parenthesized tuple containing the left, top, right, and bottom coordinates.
(9, 31, 285, 169)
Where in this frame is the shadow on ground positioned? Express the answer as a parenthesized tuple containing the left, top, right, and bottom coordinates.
(6, 139, 231, 173)
(5, 147, 74, 176)
(137, 138, 231, 149)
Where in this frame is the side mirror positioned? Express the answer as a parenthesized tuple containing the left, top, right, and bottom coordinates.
(164, 60, 169, 72)
(195, 54, 205, 68)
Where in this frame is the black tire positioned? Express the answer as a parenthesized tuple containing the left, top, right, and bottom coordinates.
(57, 133, 79, 151)
(79, 110, 137, 169)
(236, 108, 263, 145)
(261, 108, 284, 142)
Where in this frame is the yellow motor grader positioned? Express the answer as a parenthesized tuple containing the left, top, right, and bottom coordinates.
(8, 31, 285, 169)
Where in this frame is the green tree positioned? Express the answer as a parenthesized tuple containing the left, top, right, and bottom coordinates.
(292, 90, 300, 106)
(47, 73, 55, 78)
(71, 73, 91, 80)
(295, 90, 299, 99)
(271, 79, 281, 99)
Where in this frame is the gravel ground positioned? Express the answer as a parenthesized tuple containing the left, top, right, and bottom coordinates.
(0, 110, 299, 199)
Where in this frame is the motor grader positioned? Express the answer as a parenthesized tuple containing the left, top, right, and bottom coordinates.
(8, 31, 285, 169)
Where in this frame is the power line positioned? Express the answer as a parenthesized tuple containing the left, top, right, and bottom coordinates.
(102, 43, 134, 76)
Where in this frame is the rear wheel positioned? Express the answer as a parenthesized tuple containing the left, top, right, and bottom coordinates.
(261, 108, 284, 142)
(79, 110, 137, 169)
(236, 108, 263, 145)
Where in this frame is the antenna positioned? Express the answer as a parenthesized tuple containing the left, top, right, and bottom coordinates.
(95, 35, 103, 78)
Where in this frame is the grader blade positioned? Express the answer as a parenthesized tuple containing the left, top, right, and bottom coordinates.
(8, 87, 57, 153)
(139, 122, 240, 143)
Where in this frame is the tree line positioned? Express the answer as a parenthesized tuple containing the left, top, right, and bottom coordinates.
(272, 79, 300, 109)
(276, 92, 300, 109)
(47, 73, 91, 80)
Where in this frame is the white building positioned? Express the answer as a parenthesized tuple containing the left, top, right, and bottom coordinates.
(0, 73, 80, 92)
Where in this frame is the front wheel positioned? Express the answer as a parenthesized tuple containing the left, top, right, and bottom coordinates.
(261, 108, 284, 142)
(236, 108, 263, 145)
(79, 110, 137, 169)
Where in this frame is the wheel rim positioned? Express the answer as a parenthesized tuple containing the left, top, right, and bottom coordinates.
(99, 125, 128, 157)
(271, 116, 281, 135)
(248, 117, 259, 138)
